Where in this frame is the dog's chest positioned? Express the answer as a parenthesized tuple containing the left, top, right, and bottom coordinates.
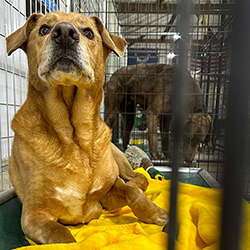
(55, 185, 83, 203)
(53, 164, 117, 224)
(55, 185, 84, 221)
(54, 182, 102, 224)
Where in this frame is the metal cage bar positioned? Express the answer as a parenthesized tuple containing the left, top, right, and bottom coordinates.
(221, 1, 250, 250)
(167, 1, 192, 249)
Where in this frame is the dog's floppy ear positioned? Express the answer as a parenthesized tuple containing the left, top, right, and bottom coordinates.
(6, 13, 43, 56)
(90, 16, 127, 57)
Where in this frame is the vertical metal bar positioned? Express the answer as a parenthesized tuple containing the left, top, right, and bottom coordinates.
(70, 0, 74, 12)
(214, 0, 227, 144)
(168, 1, 192, 249)
(39, 0, 42, 14)
(205, 43, 211, 108)
(220, 1, 250, 250)
(6, 0, 12, 193)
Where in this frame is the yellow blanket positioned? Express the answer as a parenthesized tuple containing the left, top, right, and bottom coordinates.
(16, 169, 250, 250)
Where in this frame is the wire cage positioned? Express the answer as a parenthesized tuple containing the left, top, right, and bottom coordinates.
(0, 0, 249, 250)
(0, 0, 70, 193)
(101, 0, 231, 177)
(97, 0, 250, 203)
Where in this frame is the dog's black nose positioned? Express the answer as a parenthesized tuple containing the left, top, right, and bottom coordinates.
(51, 22, 80, 48)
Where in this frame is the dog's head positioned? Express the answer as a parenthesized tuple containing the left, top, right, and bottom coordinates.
(183, 114, 212, 162)
(6, 12, 126, 89)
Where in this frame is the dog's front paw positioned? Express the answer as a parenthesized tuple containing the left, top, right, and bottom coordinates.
(152, 211, 169, 226)
(141, 206, 169, 226)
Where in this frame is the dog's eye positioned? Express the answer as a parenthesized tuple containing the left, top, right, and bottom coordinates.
(81, 28, 94, 40)
(39, 25, 51, 36)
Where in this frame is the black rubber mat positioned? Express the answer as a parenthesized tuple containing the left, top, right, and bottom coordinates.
(0, 197, 29, 250)
(161, 172, 209, 188)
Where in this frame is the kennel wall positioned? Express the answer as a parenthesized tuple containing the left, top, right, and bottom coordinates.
(0, 0, 70, 193)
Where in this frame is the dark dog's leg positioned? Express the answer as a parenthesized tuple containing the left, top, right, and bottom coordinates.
(122, 113, 134, 150)
(104, 111, 117, 129)
(146, 112, 161, 159)
(160, 115, 172, 159)
(104, 87, 123, 129)
(121, 101, 135, 150)
(101, 177, 168, 226)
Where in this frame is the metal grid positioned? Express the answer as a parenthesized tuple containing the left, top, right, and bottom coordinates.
(101, 0, 242, 191)
(100, 2, 249, 249)
(74, 0, 250, 202)
(77, 2, 250, 248)
(0, 0, 69, 192)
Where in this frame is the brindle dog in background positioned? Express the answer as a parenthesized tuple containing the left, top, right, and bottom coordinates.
(104, 63, 212, 161)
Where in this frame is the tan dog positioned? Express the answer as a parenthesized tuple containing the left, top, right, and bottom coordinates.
(6, 12, 168, 244)
(104, 63, 212, 161)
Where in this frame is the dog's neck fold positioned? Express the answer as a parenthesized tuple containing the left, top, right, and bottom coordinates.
(41, 83, 104, 149)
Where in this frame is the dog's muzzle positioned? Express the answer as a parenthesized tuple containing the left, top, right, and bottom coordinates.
(38, 22, 94, 84)
(49, 22, 81, 73)
(51, 22, 80, 49)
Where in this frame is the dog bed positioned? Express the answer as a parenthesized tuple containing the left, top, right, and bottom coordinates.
(1, 168, 248, 250)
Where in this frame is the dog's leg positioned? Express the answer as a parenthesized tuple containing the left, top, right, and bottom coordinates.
(121, 101, 135, 150)
(104, 86, 123, 129)
(21, 205, 76, 244)
(101, 177, 168, 226)
(121, 113, 135, 151)
(146, 112, 161, 159)
(104, 111, 117, 129)
(160, 115, 172, 159)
